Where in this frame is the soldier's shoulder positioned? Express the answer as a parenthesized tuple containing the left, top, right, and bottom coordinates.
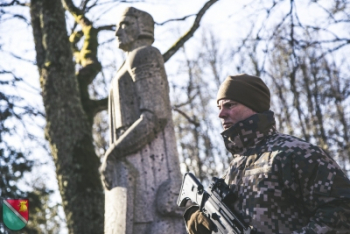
(269, 132, 312, 148)
(271, 134, 349, 189)
(265, 133, 344, 174)
(267, 133, 328, 159)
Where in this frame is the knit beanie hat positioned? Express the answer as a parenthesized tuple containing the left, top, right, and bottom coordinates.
(216, 74, 270, 113)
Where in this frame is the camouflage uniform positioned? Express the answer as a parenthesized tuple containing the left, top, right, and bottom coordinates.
(222, 110, 350, 234)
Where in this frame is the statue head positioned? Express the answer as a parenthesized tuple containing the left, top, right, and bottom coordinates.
(115, 7, 154, 51)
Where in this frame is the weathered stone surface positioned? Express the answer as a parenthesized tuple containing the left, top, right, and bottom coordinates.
(101, 7, 185, 234)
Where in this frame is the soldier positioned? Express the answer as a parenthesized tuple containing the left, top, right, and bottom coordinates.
(101, 7, 185, 234)
(184, 74, 350, 233)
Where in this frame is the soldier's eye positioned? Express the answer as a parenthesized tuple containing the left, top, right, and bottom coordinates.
(224, 103, 237, 109)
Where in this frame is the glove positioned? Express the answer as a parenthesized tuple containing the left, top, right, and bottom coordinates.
(184, 205, 213, 234)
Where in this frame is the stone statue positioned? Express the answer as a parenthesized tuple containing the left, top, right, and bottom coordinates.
(101, 7, 185, 234)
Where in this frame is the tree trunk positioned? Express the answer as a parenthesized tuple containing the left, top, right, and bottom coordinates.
(30, 0, 104, 233)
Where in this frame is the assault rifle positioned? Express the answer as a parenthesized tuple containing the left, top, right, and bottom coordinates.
(177, 172, 252, 234)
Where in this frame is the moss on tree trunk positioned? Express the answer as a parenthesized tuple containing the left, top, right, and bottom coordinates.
(30, 0, 104, 233)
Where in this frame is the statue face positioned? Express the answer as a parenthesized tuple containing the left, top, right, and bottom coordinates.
(115, 15, 139, 51)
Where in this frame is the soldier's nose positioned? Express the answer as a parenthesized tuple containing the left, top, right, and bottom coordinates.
(218, 108, 227, 119)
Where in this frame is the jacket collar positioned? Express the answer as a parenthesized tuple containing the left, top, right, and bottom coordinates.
(221, 110, 276, 155)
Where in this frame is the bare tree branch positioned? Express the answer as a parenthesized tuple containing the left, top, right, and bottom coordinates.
(173, 91, 199, 108)
(319, 42, 350, 59)
(90, 98, 108, 115)
(155, 14, 196, 26)
(3, 50, 35, 64)
(85, 0, 144, 11)
(62, 0, 102, 124)
(85, 0, 98, 12)
(0, 10, 30, 24)
(62, 0, 91, 26)
(162, 0, 219, 63)
(89, 0, 145, 21)
(0, 0, 28, 7)
(97, 24, 115, 31)
(81, 0, 91, 12)
(173, 107, 200, 127)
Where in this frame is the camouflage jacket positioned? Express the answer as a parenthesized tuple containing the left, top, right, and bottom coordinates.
(222, 111, 350, 234)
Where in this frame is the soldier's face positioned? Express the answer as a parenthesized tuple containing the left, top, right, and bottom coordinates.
(217, 99, 256, 130)
(115, 16, 139, 51)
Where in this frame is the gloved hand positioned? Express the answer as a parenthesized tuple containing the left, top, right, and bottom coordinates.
(184, 205, 213, 234)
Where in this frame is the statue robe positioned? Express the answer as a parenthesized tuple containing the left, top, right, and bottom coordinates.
(104, 45, 185, 234)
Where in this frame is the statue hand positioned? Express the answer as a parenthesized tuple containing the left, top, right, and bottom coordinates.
(100, 145, 120, 190)
(156, 179, 185, 217)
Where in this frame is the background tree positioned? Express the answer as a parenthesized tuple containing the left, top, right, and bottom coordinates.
(171, 31, 230, 182)
(169, 0, 350, 184)
(230, 0, 350, 172)
(0, 69, 61, 233)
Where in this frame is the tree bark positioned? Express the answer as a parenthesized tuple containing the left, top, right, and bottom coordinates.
(30, 0, 104, 233)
